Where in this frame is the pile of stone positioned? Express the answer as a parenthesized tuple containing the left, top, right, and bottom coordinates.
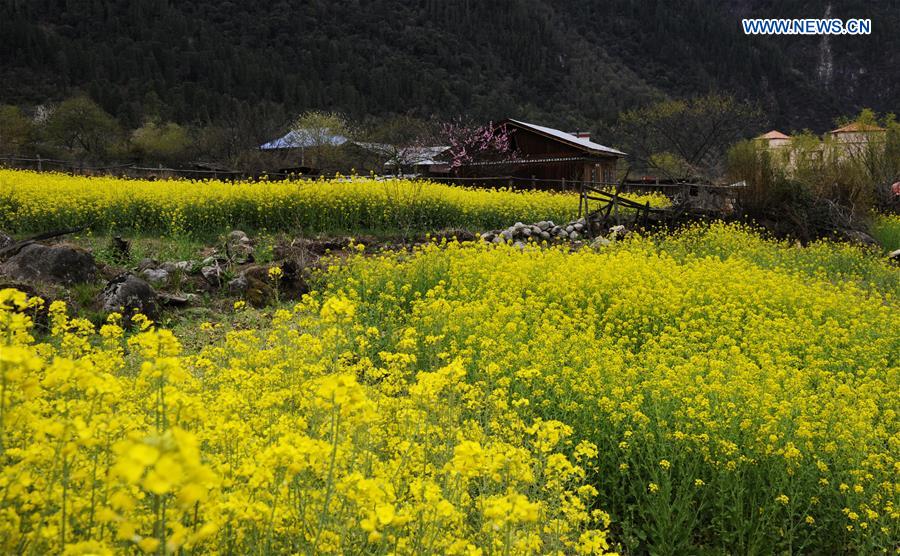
(479, 220, 635, 250)
(0, 228, 313, 317)
(480, 218, 590, 246)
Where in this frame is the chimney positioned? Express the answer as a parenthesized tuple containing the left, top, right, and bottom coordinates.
(572, 131, 591, 140)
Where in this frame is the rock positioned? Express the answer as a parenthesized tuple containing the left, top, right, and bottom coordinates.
(836, 229, 879, 249)
(573, 223, 584, 232)
(569, 231, 581, 240)
(201, 264, 225, 287)
(160, 260, 197, 275)
(244, 279, 273, 308)
(175, 260, 197, 273)
(99, 274, 158, 320)
(0, 243, 97, 285)
(537, 221, 550, 231)
(140, 268, 169, 286)
(232, 263, 310, 307)
(136, 258, 158, 271)
(226, 230, 254, 264)
(0, 231, 12, 250)
(157, 292, 194, 307)
(492, 236, 503, 244)
(512, 241, 525, 250)
(540, 231, 551, 240)
(522, 228, 532, 238)
(201, 255, 227, 267)
(432, 229, 476, 242)
(227, 273, 249, 294)
(608, 225, 628, 239)
(591, 236, 612, 248)
(888, 249, 900, 263)
(565, 225, 575, 233)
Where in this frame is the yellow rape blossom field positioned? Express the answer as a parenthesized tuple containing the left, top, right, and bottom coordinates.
(1, 218, 899, 552)
(0, 170, 666, 237)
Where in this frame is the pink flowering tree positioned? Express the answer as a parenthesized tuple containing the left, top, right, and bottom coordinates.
(441, 120, 517, 170)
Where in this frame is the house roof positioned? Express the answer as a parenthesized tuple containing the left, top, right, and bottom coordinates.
(829, 122, 886, 134)
(757, 130, 790, 140)
(355, 143, 450, 166)
(504, 119, 626, 157)
(260, 129, 349, 150)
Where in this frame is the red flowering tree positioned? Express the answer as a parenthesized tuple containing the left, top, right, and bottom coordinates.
(441, 120, 517, 170)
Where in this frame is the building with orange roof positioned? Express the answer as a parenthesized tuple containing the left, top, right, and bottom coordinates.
(827, 122, 886, 157)
(755, 130, 792, 150)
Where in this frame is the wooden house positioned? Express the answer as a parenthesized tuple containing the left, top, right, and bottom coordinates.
(444, 119, 626, 190)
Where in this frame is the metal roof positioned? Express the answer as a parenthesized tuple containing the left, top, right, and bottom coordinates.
(505, 119, 627, 157)
(259, 129, 349, 150)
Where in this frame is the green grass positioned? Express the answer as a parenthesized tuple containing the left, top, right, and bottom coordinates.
(870, 212, 900, 252)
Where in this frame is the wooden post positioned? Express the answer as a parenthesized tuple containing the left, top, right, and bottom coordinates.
(578, 182, 584, 218)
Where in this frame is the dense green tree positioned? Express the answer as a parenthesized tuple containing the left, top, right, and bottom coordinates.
(289, 111, 352, 170)
(130, 121, 192, 164)
(0, 105, 33, 155)
(44, 96, 119, 159)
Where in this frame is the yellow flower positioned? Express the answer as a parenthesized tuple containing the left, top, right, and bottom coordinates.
(375, 503, 396, 526)
(320, 296, 356, 323)
(448, 441, 484, 479)
(137, 537, 160, 553)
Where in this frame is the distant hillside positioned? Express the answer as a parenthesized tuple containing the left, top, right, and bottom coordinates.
(1, 0, 896, 133)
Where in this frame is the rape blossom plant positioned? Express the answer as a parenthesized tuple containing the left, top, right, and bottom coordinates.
(0, 222, 897, 554)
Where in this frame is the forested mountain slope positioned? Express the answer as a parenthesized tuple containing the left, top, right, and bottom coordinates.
(1, 0, 896, 131)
